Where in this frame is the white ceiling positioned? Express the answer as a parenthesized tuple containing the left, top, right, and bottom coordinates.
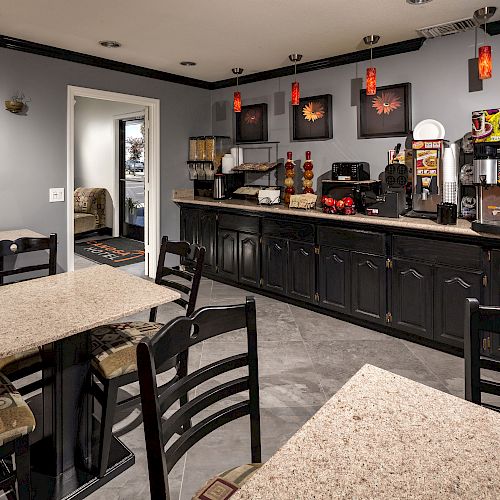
(1, 0, 499, 82)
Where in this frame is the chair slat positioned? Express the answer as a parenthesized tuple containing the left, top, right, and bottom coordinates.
(162, 267, 193, 282)
(159, 353, 248, 414)
(165, 401, 251, 472)
(480, 356, 500, 371)
(480, 379, 500, 396)
(0, 263, 50, 278)
(481, 402, 500, 412)
(160, 279, 191, 295)
(163, 377, 249, 444)
(173, 297, 189, 310)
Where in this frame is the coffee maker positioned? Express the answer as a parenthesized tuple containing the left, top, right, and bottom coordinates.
(471, 142, 500, 234)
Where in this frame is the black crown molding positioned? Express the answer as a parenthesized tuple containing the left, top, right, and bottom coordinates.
(1, 33, 426, 91)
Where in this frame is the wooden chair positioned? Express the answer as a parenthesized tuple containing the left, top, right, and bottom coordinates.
(137, 297, 261, 500)
(0, 372, 36, 500)
(90, 236, 205, 477)
(0, 234, 57, 395)
(464, 298, 500, 412)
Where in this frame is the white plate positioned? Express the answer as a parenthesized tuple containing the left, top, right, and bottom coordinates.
(413, 119, 446, 140)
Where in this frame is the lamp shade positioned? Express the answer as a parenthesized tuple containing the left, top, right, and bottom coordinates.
(366, 67, 377, 96)
(291, 81, 300, 106)
(233, 91, 242, 112)
(479, 45, 492, 80)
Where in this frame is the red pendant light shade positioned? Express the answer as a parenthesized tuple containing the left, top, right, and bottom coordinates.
(232, 68, 244, 113)
(291, 81, 300, 106)
(479, 45, 492, 80)
(233, 91, 242, 112)
(366, 67, 377, 96)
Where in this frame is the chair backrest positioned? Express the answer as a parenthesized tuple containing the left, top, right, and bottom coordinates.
(137, 297, 261, 500)
(149, 236, 205, 321)
(464, 298, 500, 412)
(0, 234, 57, 285)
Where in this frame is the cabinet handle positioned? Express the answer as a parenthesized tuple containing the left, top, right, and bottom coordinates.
(274, 243, 282, 251)
(300, 248, 309, 257)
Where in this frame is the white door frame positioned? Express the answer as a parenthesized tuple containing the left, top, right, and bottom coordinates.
(67, 85, 160, 278)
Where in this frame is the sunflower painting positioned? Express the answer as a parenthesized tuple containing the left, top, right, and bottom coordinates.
(236, 103, 268, 143)
(293, 94, 333, 141)
(358, 83, 411, 139)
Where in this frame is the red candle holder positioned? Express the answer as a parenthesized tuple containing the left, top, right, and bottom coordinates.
(233, 91, 242, 112)
(291, 81, 300, 106)
(366, 67, 377, 96)
(479, 46, 492, 80)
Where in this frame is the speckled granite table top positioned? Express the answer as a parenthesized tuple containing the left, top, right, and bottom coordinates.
(0, 228, 45, 241)
(0, 265, 180, 357)
(173, 196, 498, 239)
(233, 364, 500, 500)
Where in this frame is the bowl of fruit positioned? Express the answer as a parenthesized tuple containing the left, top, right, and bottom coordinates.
(321, 195, 356, 215)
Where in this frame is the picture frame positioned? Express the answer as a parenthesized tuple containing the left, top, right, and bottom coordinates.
(292, 94, 333, 141)
(358, 83, 412, 139)
(236, 103, 268, 143)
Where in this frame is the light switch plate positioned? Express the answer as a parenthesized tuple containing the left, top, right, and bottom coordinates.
(49, 187, 65, 203)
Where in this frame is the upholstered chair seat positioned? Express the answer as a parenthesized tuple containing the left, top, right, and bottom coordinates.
(0, 349, 41, 378)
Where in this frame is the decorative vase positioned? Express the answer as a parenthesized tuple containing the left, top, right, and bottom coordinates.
(302, 151, 314, 194)
(284, 151, 295, 204)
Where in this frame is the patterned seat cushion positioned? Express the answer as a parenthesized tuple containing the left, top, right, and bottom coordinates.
(192, 463, 262, 500)
(91, 322, 163, 379)
(0, 349, 41, 377)
(0, 372, 36, 446)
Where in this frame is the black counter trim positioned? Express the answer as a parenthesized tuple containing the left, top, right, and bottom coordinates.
(0, 33, 424, 90)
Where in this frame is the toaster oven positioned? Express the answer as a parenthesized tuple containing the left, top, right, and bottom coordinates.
(331, 162, 370, 181)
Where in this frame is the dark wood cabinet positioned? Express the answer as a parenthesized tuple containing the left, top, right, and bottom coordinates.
(239, 233, 260, 287)
(318, 246, 350, 313)
(217, 229, 238, 281)
(351, 252, 386, 325)
(434, 266, 483, 348)
(198, 211, 217, 271)
(288, 242, 315, 302)
(392, 258, 433, 339)
(262, 237, 287, 294)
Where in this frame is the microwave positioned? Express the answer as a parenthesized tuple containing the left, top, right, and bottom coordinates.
(331, 162, 370, 181)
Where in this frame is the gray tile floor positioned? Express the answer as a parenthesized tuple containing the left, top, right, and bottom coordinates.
(76, 254, 466, 500)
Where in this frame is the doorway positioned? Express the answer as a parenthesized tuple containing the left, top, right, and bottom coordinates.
(119, 116, 146, 242)
(67, 86, 160, 278)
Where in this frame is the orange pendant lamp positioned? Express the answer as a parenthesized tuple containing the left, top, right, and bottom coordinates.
(474, 7, 496, 80)
(363, 35, 380, 96)
(289, 54, 303, 106)
(232, 68, 244, 112)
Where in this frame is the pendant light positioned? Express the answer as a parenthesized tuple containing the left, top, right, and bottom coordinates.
(363, 35, 380, 96)
(289, 54, 303, 106)
(232, 68, 244, 112)
(474, 7, 496, 80)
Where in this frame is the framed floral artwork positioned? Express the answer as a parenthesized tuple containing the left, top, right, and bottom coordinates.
(236, 103, 268, 143)
(358, 83, 412, 139)
(292, 94, 333, 141)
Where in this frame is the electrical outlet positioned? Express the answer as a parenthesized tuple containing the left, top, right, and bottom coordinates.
(49, 188, 65, 203)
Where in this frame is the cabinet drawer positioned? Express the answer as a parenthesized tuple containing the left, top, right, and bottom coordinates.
(318, 226, 385, 255)
(393, 235, 482, 269)
(219, 213, 259, 233)
(262, 219, 314, 243)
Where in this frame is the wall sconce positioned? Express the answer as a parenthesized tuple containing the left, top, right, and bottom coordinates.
(5, 93, 30, 114)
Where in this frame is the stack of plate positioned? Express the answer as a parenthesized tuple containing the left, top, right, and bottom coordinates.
(413, 119, 446, 140)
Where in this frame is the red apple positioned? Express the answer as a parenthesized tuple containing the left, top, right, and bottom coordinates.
(321, 195, 328, 205)
(343, 196, 354, 207)
(336, 199, 345, 210)
(324, 197, 335, 207)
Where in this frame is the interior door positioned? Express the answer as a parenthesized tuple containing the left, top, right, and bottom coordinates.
(119, 114, 146, 242)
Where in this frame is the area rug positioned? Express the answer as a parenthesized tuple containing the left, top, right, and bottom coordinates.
(75, 238, 145, 267)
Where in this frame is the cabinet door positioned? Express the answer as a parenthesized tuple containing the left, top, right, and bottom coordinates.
(392, 259, 433, 339)
(318, 246, 350, 313)
(180, 208, 199, 245)
(288, 242, 315, 302)
(217, 229, 238, 281)
(239, 233, 260, 287)
(434, 266, 483, 348)
(351, 252, 387, 325)
(198, 211, 217, 272)
(262, 237, 287, 294)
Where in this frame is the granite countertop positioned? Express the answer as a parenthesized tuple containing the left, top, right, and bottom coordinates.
(0, 228, 46, 241)
(233, 364, 500, 499)
(0, 265, 180, 357)
(173, 196, 496, 239)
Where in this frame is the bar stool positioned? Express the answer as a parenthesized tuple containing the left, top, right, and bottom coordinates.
(0, 372, 36, 500)
(0, 234, 57, 395)
(89, 236, 205, 477)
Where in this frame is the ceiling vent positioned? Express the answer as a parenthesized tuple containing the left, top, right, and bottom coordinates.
(417, 17, 478, 39)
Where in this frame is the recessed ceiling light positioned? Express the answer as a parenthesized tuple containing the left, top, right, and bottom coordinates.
(99, 40, 121, 48)
(180, 61, 197, 66)
(406, 0, 433, 4)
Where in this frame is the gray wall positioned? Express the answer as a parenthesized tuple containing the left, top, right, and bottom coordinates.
(211, 30, 500, 185)
(0, 48, 210, 270)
